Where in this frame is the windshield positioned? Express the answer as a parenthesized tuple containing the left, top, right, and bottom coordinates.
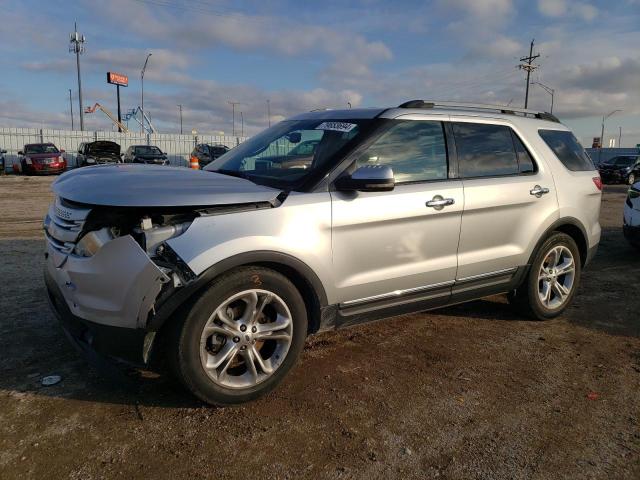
(607, 156, 637, 166)
(135, 146, 162, 155)
(25, 144, 58, 154)
(204, 119, 368, 188)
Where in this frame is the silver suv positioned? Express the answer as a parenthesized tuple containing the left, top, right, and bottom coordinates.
(44, 100, 602, 405)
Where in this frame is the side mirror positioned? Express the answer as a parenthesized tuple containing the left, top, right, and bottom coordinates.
(18, 151, 23, 156)
(60, 149, 65, 153)
(0, 149, 6, 154)
(335, 165, 395, 192)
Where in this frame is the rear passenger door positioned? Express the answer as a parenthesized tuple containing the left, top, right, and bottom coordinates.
(452, 120, 558, 282)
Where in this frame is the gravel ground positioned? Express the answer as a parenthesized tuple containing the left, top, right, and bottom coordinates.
(0, 175, 638, 479)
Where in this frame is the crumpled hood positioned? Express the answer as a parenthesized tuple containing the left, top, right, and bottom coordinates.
(53, 164, 282, 207)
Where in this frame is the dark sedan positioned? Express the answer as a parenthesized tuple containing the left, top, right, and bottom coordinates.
(598, 155, 639, 185)
(18, 143, 67, 175)
(190, 143, 230, 168)
(123, 145, 169, 165)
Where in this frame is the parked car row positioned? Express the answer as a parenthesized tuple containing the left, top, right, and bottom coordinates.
(597, 154, 640, 185)
(4, 141, 232, 175)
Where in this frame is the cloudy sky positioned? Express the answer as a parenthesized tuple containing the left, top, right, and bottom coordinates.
(1, 0, 639, 146)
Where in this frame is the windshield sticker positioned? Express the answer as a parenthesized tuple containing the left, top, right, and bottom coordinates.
(315, 122, 357, 133)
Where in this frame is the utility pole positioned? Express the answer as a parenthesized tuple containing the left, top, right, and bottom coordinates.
(266, 99, 271, 127)
(518, 39, 540, 109)
(141, 53, 152, 134)
(177, 104, 183, 134)
(618, 126, 622, 148)
(240, 111, 244, 137)
(68, 89, 74, 131)
(532, 81, 555, 113)
(228, 101, 240, 136)
(69, 22, 86, 130)
(599, 109, 622, 163)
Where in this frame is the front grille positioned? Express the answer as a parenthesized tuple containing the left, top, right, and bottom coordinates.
(44, 197, 92, 253)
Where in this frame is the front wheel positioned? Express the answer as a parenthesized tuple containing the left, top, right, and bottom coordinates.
(169, 267, 308, 406)
(509, 232, 581, 320)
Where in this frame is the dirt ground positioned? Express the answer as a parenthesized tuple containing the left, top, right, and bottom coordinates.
(0, 175, 638, 480)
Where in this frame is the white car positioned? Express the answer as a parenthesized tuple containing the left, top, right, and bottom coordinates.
(623, 183, 640, 249)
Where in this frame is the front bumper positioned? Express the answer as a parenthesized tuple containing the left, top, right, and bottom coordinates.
(45, 266, 152, 366)
(44, 233, 170, 364)
(27, 164, 66, 175)
(44, 235, 169, 328)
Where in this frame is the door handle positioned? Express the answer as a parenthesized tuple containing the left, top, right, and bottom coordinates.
(530, 185, 550, 197)
(426, 195, 455, 210)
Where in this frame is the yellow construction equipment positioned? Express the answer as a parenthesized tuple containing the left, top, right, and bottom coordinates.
(84, 103, 129, 133)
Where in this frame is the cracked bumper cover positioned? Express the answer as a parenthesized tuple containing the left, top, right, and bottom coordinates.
(45, 235, 169, 365)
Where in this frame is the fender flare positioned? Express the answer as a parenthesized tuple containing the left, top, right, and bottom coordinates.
(526, 216, 589, 267)
(149, 250, 328, 331)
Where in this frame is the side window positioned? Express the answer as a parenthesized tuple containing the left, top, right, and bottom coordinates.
(511, 131, 536, 174)
(452, 122, 518, 177)
(538, 130, 594, 171)
(355, 120, 447, 183)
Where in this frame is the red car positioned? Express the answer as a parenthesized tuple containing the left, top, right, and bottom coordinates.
(18, 143, 67, 175)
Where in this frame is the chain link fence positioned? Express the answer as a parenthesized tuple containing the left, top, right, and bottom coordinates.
(0, 128, 247, 172)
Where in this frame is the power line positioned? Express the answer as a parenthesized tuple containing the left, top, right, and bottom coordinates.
(518, 39, 540, 109)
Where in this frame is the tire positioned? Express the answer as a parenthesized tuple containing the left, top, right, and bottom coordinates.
(508, 232, 581, 320)
(628, 173, 636, 185)
(169, 266, 308, 406)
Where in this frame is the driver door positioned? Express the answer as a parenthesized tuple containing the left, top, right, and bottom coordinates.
(331, 118, 463, 307)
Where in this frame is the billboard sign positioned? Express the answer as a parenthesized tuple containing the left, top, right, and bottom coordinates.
(107, 72, 128, 87)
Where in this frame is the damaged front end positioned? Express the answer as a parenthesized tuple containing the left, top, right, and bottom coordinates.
(44, 164, 286, 368)
(44, 196, 201, 366)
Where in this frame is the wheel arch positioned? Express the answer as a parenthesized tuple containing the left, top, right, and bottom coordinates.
(530, 217, 589, 268)
(151, 251, 328, 335)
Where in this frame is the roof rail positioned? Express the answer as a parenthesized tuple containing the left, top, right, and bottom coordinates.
(397, 100, 560, 123)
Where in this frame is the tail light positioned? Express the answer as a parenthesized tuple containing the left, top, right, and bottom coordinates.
(592, 176, 602, 191)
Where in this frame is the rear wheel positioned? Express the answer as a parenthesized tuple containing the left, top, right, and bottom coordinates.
(509, 232, 581, 320)
(169, 267, 307, 406)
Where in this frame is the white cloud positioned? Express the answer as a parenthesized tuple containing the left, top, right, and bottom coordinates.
(89, 0, 392, 81)
(538, 0, 567, 17)
(445, 0, 514, 19)
(537, 0, 598, 21)
(572, 2, 598, 21)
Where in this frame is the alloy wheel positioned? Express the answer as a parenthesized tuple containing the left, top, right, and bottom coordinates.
(199, 289, 293, 389)
(537, 245, 575, 310)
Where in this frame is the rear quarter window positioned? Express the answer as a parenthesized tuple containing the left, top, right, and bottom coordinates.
(539, 129, 594, 171)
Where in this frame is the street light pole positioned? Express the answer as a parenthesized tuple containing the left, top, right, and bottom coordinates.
(532, 81, 555, 114)
(141, 53, 152, 135)
(618, 126, 622, 148)
(228, 101, 240, 136)
(266, 99, 271, 127)
(69, 22, 86, 131)
(240, 111, 244, 137)
(599, 109, 622, 163)
(177, 104, 183, 134)
(68, 89, 74, 131)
